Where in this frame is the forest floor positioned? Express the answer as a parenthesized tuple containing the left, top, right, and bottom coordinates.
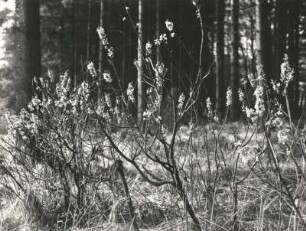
(0, 120, 305, 231)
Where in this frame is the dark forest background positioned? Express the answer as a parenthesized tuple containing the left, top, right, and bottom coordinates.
(0, 0, 306, 121)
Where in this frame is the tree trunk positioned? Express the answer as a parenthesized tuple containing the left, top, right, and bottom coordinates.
(273, 0, 287, 80)
(12, 0, 25, 110)
(249, 12, 256, 76)
(156, 0, 160, 64)
(288, 3, 301, 118)
(115, 160, 139, 230)
(256, 0, 272, 81)
(173, 169, 202, 231)
(215, 0, 225, 117)
(137, 0, 144, 126)
(122, 10, 126, 87)
(98, 0, 104, 99)
(24, 0, 41, 106)
(262, 0, 273, 81)
(255, 0, 263, 66)
(230, 0, 240, 122)
(86, 0, 92, 82)
(72, 0, 78, 87)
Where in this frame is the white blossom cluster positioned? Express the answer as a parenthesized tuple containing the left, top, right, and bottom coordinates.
(127, 82, 135, 103)
(154, 63, 165, 89)
(153, 20, 176, 45)
(270, 55, 294, 96)
(87, 61, 112, 83)
(145, 42, 152, 56)
(240, 65, 267, 122)
(177, 93, 186, 111)
(271, 79, 281, 94)
(55, 71, 71, 108)
(226, 87, 232, 107)
(206, 97, 213, 119)
(243, 85, 265, 122)
(87, 62, 97, 78)
(6, 68, 127, 152)
(242, 59, 294, 124)
(247, 73, 256, 88)
(253, 85, 265, 117)
(165, 19, 174, 32)
(97, 26, 114, 58)
(103, 71, 112, 83)
(256, 65, 265, 83)
(266, 106, 284, 128)
(6, 109, 40, 141)
(238, 89, 245, 103)
(280, 55, 294, 90)
(154, 34, 167, 46)
(165, 20, 175, 37)
(143, 87, 162, 121)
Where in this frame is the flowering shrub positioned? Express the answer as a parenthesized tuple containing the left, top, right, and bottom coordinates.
(237, 56, 295, 130)
(0, 15, 218, 228)
(2, 68, 130, 226)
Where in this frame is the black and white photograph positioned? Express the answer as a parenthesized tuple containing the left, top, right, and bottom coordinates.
(0, 0, 306, 230)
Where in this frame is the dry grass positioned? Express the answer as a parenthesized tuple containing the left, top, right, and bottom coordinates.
(1, 122, 306, 230)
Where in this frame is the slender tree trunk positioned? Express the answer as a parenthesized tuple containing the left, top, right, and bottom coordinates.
(98, 0, 104, 99)
(249, 13, 256, 76)
(173, 169, 202, 231)
(128, 0, 133, 83)
(72, 0, 78, 87)
(288, 3, 301, 117)
(137, 0, 144, 126)
(262, 0, 272, 81)
(292, 5, 301, 116)
(255, 0, 263, 66)
(24, 0, 41, 105)
(115, 160, 139, 230)
(59, 165, 71, 212)
(274, 0, 287, 80)
(256, 0, 272, 81)
(60, 11, 66, 71)
(178, 0, 183, 89)
(230, 0, 240, 122)
(86, 0, 92, 82)
(13, 0, 24, 110)
(156, 0, 160, 64)
(215, 0, 225, 117)
(122, 14, 126, 87)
